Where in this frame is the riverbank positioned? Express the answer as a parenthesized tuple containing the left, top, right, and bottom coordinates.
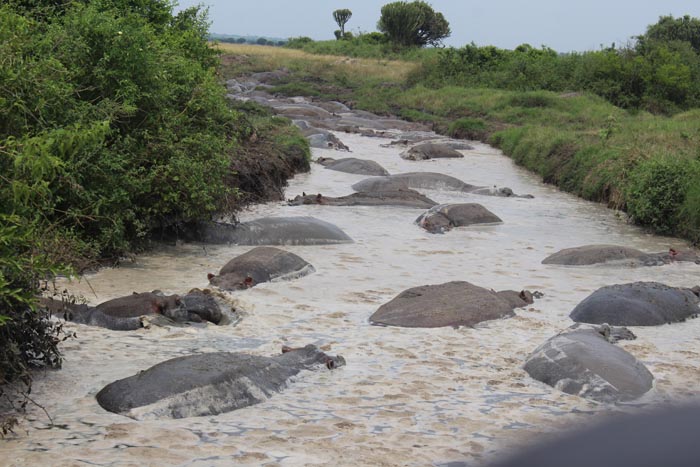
(219, 43, 700, 244)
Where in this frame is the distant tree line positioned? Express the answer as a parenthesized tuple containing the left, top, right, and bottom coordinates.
(215, 36, 287, 46)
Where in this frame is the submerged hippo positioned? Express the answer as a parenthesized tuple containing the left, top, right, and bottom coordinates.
(543, 245, 648, 265)
(351, 172, 530, 198)
(181, 217, 353, 245)
(208, 247, 315, 291)
(370, 281, 533, 328)
(400, 142, 464, 161)
(301, 128, 350, 151)
(542, 244, 700, 266)
(317, 157, 389, 176)
(524, 325, 654, 403)
(570, 281, 700, 326)
(96, 344, 345, 419)
(416, 203, 502, 233)
(41, 290, 228, 330)
(288, 190, 437, 209)
(352, 172, 477, 193)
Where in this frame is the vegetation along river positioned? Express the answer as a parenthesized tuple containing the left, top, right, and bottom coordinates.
(3, 125, 700, 466)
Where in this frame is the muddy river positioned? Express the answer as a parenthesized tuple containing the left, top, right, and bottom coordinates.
(2, 131, 699, 467)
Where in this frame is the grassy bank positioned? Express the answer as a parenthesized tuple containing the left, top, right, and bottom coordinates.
(220, 43, 700, 244)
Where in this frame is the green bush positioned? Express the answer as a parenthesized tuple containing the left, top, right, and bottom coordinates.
(625, 156, 695, 233)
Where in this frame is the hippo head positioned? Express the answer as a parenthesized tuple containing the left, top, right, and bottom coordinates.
(288, 193, 325, 206)
(208, 272, 256, 291)
(281, 344, 346, 370)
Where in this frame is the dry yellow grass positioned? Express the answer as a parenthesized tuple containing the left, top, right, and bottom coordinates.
(216, 43, 417, 83)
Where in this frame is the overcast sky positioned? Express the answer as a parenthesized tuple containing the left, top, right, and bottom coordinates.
(174, 1, 700, 52)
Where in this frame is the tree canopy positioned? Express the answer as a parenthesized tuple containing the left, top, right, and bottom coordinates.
(333, 8, 352, 39)
(377, 1, 450, 47)
(637, 14, 700, 54)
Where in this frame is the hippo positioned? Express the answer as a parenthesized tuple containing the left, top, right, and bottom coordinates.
(416, 203, 502, 233)
(469, 186, 534, 198)
(370, 281, 533, 328)
(317, 157, 389, 176)
(180, 217, 353, 246)
(351, 173, 529, 198)
(208, 247, 315, 291)
(306, 132, 350, 151)
(96, 345, 345, 419)
(523, 325, 654, 403)
(542, 244, 700, 266)
(352, 172, 478, 193)
(41, 290, 231, 330)
(569, 281, 700, 326)
(274, 104, 334, 120)
(288, 190, 437, 209)
(400, 142, 464, 161)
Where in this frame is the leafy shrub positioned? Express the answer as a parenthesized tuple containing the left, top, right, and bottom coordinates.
(625, 156, 695, 233)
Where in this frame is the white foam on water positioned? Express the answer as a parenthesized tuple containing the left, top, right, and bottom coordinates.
(3, 131, 700, 467)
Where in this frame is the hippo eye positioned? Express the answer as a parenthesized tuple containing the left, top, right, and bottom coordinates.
(326, 358, 336, 370)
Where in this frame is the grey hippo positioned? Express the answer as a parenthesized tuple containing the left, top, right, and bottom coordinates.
(370, 281, 534, 328)
(524, 325, 653, 403)
(316, 157, 389, 176)
(542, 244, 700, 266)
(180, 217, 353, 245)
(416, 203, 503, 233)
(569, 281, 700, 326)
(96, 344, 345, 419)
(352, 172, 532, 198)
(400, 142, 464, 161)
(288, 189, 437, 209)
(208, 246, 315, 291)
(40, 290, 229, 330)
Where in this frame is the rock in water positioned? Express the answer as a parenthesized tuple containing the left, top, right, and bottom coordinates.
(570, 281, 700, 326)
(96, 345, 345, 419)
(400, 143, 464, 161)
(370, 281, 532, 328)
(187, 217, 353, 245)
(319, 157, 389, 176)
(416, 203, 502, 233)
(209, 246, 315, 291)
(542, 245, 647, 265)
(288, 190, 437, 209)
(524, 327, 654, 403)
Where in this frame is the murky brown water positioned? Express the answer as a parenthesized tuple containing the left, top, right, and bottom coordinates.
(2, 132, 700, 467)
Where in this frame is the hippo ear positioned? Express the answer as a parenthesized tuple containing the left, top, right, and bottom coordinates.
(207, 273, 215, 281)
(151, 302, 162, 314)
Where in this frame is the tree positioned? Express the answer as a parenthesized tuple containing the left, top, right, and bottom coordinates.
(377, 1, 450, 47)
(638, 15, 700, 54)
(333, 8, 352, 39)
(256, 37, 268, 45)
